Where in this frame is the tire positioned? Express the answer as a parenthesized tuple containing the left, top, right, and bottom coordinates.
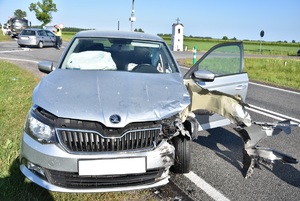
(38, 41, 43, 48)
(171, 136, 191, 174)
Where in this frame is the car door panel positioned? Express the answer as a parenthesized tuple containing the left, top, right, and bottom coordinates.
(38, 30, 48, 46)
(184, 42, 249, 130)
(198, 73, 248, 101)
(46, 31, 56, 46)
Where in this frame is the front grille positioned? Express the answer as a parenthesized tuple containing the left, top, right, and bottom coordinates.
(56, 127, 161, 153)
(44, 168, 164, 189)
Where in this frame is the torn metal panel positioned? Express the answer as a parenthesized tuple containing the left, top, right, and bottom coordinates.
(184, 75, 298, 178)
(235, 120, 299, 178)
(184, 79, 252, 127)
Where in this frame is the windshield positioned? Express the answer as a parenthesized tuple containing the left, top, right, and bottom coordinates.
(61, 37, 179, 73)
(12, 19, 28, 28)
(20, 30, 36, 36)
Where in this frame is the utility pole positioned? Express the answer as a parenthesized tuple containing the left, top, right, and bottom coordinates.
(129, 0, 136, 31)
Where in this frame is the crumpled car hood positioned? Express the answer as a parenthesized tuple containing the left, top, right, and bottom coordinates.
(33, 69, 190, 127)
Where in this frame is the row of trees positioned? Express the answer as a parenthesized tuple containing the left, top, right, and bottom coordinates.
(157, 33, 298, 43)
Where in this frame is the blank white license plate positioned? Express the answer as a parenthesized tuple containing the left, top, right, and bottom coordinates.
(78, 157, 146, 176)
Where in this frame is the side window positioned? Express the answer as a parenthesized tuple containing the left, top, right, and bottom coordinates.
(23, 30, 35, 36)
(198, 45, 242, 76)
(38, 30, 47, 36)
(46, 31, 55, 37)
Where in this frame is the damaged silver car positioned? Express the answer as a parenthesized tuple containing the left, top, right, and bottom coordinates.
(20, 30, 298, 192)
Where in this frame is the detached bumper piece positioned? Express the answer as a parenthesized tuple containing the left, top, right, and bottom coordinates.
(235, 120, 299, 179)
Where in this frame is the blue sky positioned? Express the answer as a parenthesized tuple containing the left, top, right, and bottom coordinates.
(0, 0, 299, 42)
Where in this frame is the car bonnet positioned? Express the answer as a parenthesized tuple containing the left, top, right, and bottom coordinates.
(32, 69, 190, 127)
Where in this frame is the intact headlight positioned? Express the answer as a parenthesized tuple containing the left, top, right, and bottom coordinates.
(24, 112, 56, 143)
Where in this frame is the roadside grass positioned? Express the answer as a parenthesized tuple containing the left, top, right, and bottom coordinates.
(61, 31, 76, 42)
(245, 58, 300, 90)
(0, 61, 157, 201)
(0, 30, 12, 42)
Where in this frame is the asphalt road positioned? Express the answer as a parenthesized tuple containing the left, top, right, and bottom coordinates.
(1, 41, 299, 201)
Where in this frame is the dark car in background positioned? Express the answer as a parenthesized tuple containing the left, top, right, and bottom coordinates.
(17, 28, 56, 48)
(297, 49, 300, 56)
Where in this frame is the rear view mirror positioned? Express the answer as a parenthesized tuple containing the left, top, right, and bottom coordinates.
(38, 61, 54, 73)
(193, 69, 215, 82)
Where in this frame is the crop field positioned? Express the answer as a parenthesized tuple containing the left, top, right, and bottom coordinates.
(162, 36, 300, 56)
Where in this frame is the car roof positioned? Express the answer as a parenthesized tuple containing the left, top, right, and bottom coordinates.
(22, 28, 47, 31)
(74, 30, 164, 42)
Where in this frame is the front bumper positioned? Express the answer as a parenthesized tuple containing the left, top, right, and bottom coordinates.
(20, 132, 174, 192)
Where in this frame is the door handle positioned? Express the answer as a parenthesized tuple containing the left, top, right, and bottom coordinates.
(235, 85, 247, 90)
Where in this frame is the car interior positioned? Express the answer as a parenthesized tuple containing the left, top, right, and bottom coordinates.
(61, 38, 177, 73)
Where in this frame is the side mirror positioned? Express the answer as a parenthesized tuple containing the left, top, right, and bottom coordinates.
(193, 69, 215, 82)
(38, 61, 54, 74)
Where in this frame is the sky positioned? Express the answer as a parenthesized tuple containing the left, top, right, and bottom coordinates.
(0, 0, 299, 42)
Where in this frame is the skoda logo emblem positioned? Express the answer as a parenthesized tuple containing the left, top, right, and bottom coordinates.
(109, 114, 121, 124)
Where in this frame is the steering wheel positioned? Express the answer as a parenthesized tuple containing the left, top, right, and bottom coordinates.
(131, 64, 159, 73)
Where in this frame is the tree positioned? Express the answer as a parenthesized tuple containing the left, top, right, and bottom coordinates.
(29, 0, 58, 27)
(14, 9, 27, 18)
(222, 36, 228, 40)
(134, 28, 144, 33)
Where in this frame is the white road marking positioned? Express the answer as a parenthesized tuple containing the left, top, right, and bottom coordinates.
(184, 171, 230, 201)
(0, 57, 38, 63)
(0, 48, 32, 53)
(247, 104, 300, 124)
(249, 82, 300, 95)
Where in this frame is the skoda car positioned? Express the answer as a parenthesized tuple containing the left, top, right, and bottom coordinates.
(20, 30, 248, 192)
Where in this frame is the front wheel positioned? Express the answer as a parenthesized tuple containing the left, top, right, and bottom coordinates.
(171, 136, 191, 174)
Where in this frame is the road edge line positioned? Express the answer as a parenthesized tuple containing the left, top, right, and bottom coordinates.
(184, 171, 230, 201)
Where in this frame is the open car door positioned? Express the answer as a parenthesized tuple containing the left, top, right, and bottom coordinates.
(183, 42, 299, 178)
(183, 42, 249, 130)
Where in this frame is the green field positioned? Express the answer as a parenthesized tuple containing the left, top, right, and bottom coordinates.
(162, 37, 300, 56)
(0, 31, 11, 42)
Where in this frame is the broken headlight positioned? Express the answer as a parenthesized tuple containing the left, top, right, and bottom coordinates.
(161, 115, 181, 138)
(161, 113, 199, 140)
(24, 111, 56, 143)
